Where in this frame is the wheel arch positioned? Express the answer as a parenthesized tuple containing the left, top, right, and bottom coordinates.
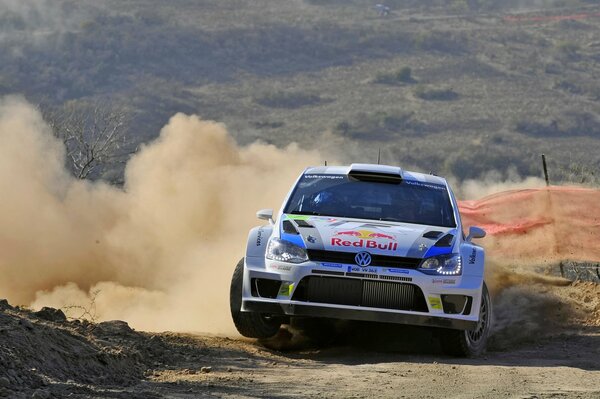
(245, 225, 273, 267)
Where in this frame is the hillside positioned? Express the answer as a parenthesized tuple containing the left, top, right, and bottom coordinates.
(1, 0, 600, 182)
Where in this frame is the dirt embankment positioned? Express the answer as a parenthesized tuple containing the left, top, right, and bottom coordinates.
(1, 275, 599, 398)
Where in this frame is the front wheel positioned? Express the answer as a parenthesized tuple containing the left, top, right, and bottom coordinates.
(439, 282, 492, 357)
(230, 258, 281, 339)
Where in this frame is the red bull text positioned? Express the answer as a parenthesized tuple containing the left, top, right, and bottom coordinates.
(330, 237, 398, 250)
(332, 229, 398, 251)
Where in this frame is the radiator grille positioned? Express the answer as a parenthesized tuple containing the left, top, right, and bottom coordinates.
(293, 276, 428, 312)
(307, 249, 421, 269)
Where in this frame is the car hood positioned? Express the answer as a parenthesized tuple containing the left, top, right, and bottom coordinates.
(280, 214, 457, 259)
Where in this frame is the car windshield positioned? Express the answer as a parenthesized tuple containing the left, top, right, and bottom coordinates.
(284, 174, 456, 227)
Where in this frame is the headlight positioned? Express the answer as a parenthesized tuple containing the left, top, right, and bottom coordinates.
(419, 253, 462, 276)
(266, 237, 308, 264)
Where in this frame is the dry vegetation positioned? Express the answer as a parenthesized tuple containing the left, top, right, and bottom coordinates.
(1, 0, 600, 182)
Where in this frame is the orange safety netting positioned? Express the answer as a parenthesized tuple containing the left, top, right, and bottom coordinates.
(458, 187, 600, 264)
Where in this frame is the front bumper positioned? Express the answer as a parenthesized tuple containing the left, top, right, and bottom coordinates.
(242, 257, 483, 331)
(243, 300, 477, 330)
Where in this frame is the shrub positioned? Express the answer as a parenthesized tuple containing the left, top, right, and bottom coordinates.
(414, 85, 458, 101)
(334, 110, 427, 140)
(555, 40, 581, 61)
(374, 67, 415, 85)
(253, 90, 324, 108)
(515, 111, 600, 137)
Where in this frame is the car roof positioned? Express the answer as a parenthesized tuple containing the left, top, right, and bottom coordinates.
(304, 163, 448, 186)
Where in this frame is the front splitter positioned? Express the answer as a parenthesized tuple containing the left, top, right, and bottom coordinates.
(243, 300, 477, 330)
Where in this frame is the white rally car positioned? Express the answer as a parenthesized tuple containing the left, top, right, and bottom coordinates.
(230, 164, 491, 356)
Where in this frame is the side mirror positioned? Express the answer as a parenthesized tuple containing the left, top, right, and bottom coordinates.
(466, 226, 486, 242)
(256, 209, 274, 225)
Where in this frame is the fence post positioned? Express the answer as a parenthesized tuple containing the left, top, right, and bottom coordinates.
(542, 154, 550, 186)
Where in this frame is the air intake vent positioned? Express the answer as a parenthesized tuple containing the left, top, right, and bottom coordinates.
(434, 234, 454, 247)
(423, 231, 444, 239)
(348, 164, 403, 184)
(292, 276, 428, 312)
(282, 220, 299, 234)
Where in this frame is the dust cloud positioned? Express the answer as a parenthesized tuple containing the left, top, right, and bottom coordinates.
(0, 96, 321, 334)
(1, 95, 597, 341)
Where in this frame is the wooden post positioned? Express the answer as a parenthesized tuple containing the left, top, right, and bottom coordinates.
(542, 154, 549, 186)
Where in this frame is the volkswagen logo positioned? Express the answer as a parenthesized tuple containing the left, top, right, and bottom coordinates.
(355, 251, 372, 267)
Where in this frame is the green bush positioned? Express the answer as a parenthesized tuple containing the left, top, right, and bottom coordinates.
(414, 85, 458, 101)
(253, 90, 324, 108)
(555, 40, 581, 61)
(374, 67, 415, 85)
(516, 111, 600, 137)
(334, 111, 428, 140)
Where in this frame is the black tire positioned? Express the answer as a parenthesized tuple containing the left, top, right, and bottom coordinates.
(439, 282, 492, 357)
(230, 258, 281, 339)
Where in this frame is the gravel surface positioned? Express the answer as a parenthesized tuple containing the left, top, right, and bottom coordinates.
(1, 279, 599, 398)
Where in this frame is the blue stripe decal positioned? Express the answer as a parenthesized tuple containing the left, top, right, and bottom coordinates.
(424, 246, 453, 258)
(280, 232, 306, 248)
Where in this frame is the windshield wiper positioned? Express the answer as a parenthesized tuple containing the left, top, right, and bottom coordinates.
(379, 217, 407, 222)
(289, 210, 336, 217)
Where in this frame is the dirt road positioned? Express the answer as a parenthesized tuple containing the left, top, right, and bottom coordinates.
(144, 331, 600, 399)
(1, 280, 599, 399)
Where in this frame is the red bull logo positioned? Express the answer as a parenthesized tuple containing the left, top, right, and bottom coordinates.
(331, 229, 398, 251)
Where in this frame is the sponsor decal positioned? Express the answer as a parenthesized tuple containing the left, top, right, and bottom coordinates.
(468, 248, 477, 265)
(306, 235, 317, 244)
(256, 227, 264, 247)
(278, 282, 294, 297)
(269, 264, 293, 271)
(331, 229, 398, 251)
(321, 262, 344, 269)
(387, 268, 409, 274)
(347, 265, 378, 274)
(428, 296, 442, 310)
(304, 174, 344, 180)
(403, 180, 447, 191)
(288, 214, 311, 221)
(355, 251, 372, 267)
(418, 243, 428, 252)
(433, 278, 457, 285)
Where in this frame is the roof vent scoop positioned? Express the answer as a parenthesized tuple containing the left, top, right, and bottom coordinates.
(348, 163, 403, 184)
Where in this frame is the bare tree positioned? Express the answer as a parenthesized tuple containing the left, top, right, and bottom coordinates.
(44, 100, 130, 181)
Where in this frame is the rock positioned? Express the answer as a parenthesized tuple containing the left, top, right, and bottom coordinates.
(31, 389, 50, 399)
(19, 319, 34, 330)
(200, 367, 212, 374)
(0, 299, 13, 312)
(34, 307, 67, 323)
(95, 320, 133, 335)
(0, 377, 10, 389)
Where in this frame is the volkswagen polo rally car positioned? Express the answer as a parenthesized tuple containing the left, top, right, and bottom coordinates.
(230, 164, 491, 356)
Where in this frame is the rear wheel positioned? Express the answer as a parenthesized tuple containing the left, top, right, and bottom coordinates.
(440, 282, 492, 357)
(230, 258, 281, 339)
